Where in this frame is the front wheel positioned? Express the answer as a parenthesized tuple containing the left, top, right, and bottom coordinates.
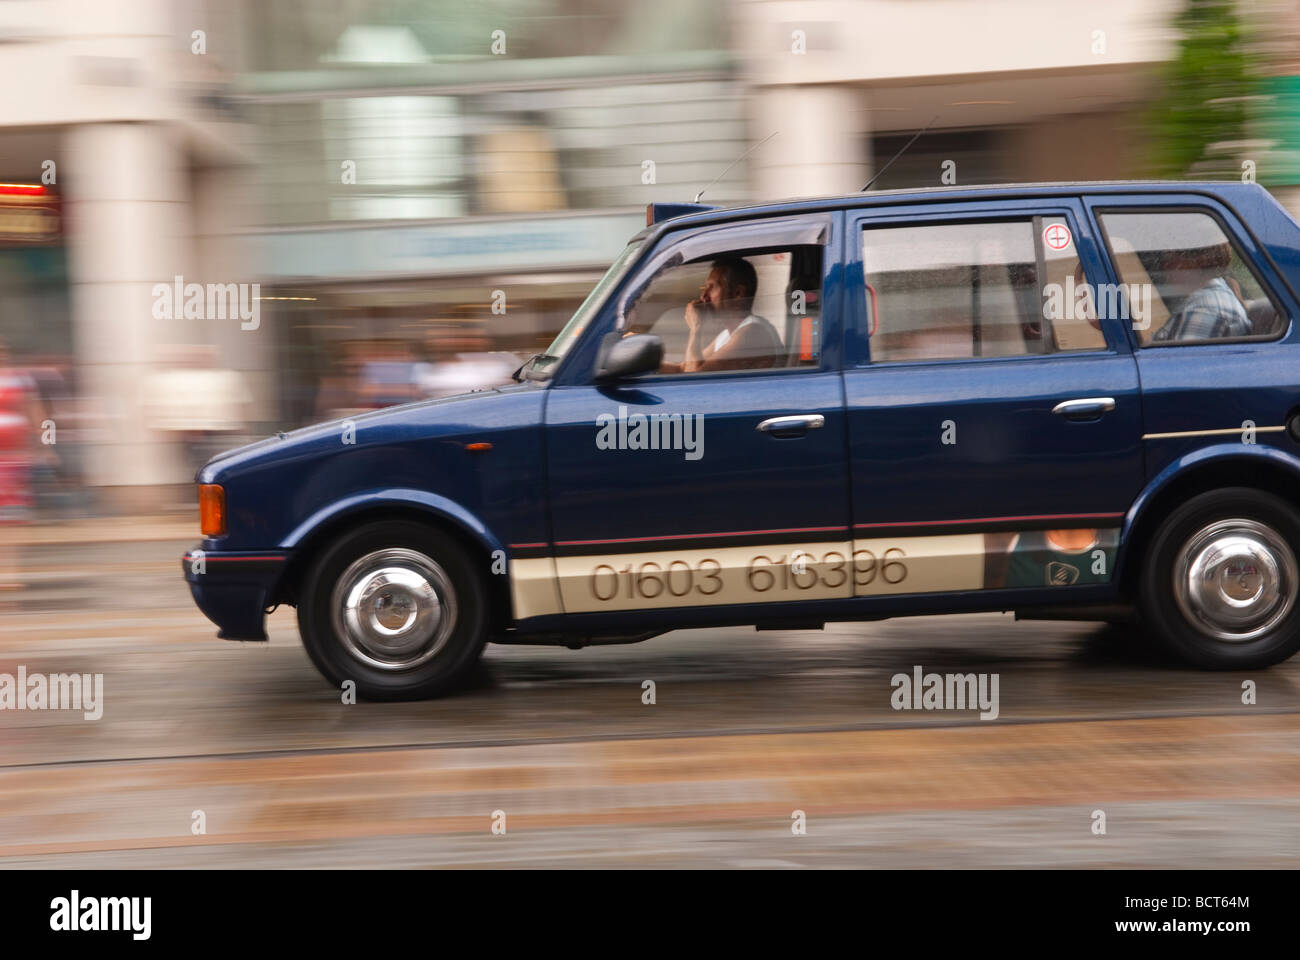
(1140, 487, 1300, 669)
(298, 520, 488, 699)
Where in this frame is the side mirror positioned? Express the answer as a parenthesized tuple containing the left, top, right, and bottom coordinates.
(594, 334, 663, 382)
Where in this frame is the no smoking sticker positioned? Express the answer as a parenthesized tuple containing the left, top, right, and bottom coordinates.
(1043, 222, 1072, 251)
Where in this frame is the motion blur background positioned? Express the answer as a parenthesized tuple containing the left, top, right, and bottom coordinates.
(3, 0, 1300, 872)
(1, 0, 1299, 514)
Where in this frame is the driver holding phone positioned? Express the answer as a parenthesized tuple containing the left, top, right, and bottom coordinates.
(657, 256, 783, 373)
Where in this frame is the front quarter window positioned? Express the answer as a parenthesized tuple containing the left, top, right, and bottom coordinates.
(525, 240, 644, 380)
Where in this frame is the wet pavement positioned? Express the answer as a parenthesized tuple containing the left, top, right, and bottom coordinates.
(1, 538, 1298, 867)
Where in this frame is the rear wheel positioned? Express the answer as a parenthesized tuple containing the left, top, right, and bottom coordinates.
(1140, 487, 1300, 669)
(298, 520, 488, 699)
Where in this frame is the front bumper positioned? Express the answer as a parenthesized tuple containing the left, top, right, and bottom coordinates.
(182, 548, 290, 641)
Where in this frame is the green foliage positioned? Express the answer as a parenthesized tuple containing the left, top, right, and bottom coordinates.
(1149, 0, 1261, 178)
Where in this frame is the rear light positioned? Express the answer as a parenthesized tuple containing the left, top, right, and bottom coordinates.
(199, 484, 226, 537)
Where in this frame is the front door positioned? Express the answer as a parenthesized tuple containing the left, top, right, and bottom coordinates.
(542, 213, 853, 616)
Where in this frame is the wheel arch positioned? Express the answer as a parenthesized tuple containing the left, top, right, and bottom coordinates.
(268, 491, 512, 629)
(1118, 444, 1300, 594)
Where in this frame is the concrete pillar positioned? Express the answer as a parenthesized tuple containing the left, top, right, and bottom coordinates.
(63, 122, 194, 504)
(192, 162, 277, 426)
(749, 85, 870, 200)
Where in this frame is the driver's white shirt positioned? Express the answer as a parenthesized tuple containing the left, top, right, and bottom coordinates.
(708, 314, 761, 354)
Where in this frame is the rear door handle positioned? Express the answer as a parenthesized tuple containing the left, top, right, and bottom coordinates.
(757, 414, 825, 437)
(1052, 397, 1116, 421)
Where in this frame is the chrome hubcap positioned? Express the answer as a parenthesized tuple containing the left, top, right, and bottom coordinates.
(1173, 519, 1297, 643)
(331, 548, 456, 670)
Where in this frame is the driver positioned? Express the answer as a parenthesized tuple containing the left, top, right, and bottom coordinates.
(661, 256, 783, 373)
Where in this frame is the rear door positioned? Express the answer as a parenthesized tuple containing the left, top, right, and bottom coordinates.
(1087, 195, 1300, 486)
(842, 199, 1144, 596)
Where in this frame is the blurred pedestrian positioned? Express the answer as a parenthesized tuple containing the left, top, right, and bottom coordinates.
(0, 339, 47, 592)
(314, 342, 364, 420)
(356, 341, 423, 408)
(416, 332, 520, 399)
(142, 345, 253, 476)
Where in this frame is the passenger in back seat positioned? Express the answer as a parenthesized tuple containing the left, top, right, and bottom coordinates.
(1151, 243, 1252, 342)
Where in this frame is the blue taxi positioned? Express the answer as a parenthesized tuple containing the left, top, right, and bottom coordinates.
(184, 182, 1300, 699)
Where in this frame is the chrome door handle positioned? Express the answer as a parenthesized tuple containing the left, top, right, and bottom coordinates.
(757, 414, 825, 436)
(1052, 397, 1116, 421)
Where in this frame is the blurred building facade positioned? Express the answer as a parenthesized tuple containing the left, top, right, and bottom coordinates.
(0, 0, 264, 507)
(234, 0, 1201, 434)
(738, 0, 1188, 196)
(3, 0, 1300, 505)
(234, 1, 748, 427)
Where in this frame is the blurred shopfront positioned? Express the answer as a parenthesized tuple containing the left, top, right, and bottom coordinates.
(234, 0, 743, 427)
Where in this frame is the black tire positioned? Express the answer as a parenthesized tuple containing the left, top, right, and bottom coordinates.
(297, 520, 488, 700)
(1139, 487, 1300, 669)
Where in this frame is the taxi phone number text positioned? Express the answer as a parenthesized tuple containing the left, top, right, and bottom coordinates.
(587, 549, 907, 601)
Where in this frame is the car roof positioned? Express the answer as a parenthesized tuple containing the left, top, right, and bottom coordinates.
(643, 180, 1269, 237)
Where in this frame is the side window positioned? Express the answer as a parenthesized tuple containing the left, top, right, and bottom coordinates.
(1098, 209, 1284, 345)
(622, 246, 823, 375)
(861, 218, 1106, 364)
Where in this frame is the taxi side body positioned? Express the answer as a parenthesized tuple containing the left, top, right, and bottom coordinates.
(184, 182, 1300, 699)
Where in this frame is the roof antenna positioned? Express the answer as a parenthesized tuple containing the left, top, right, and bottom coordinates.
(862, 114, 940, 191)
(694, 131, 778, 203)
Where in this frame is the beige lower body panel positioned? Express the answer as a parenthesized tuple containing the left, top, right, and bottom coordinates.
(508, 556, 564, 621)
(555, 541, 854, 614)
(510, 530, 1107, 619)
(850, 533, 985, 596)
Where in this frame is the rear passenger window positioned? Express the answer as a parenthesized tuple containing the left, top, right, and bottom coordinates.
(861, 218, 1106, 364)
(1098, 210, 1284, 345)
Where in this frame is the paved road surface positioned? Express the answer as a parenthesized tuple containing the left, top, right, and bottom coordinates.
(1, 539, 1297, 867)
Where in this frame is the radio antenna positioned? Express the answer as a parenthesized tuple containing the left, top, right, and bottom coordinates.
(694, 131, 778, 203)
(862, 114, 939, 191)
